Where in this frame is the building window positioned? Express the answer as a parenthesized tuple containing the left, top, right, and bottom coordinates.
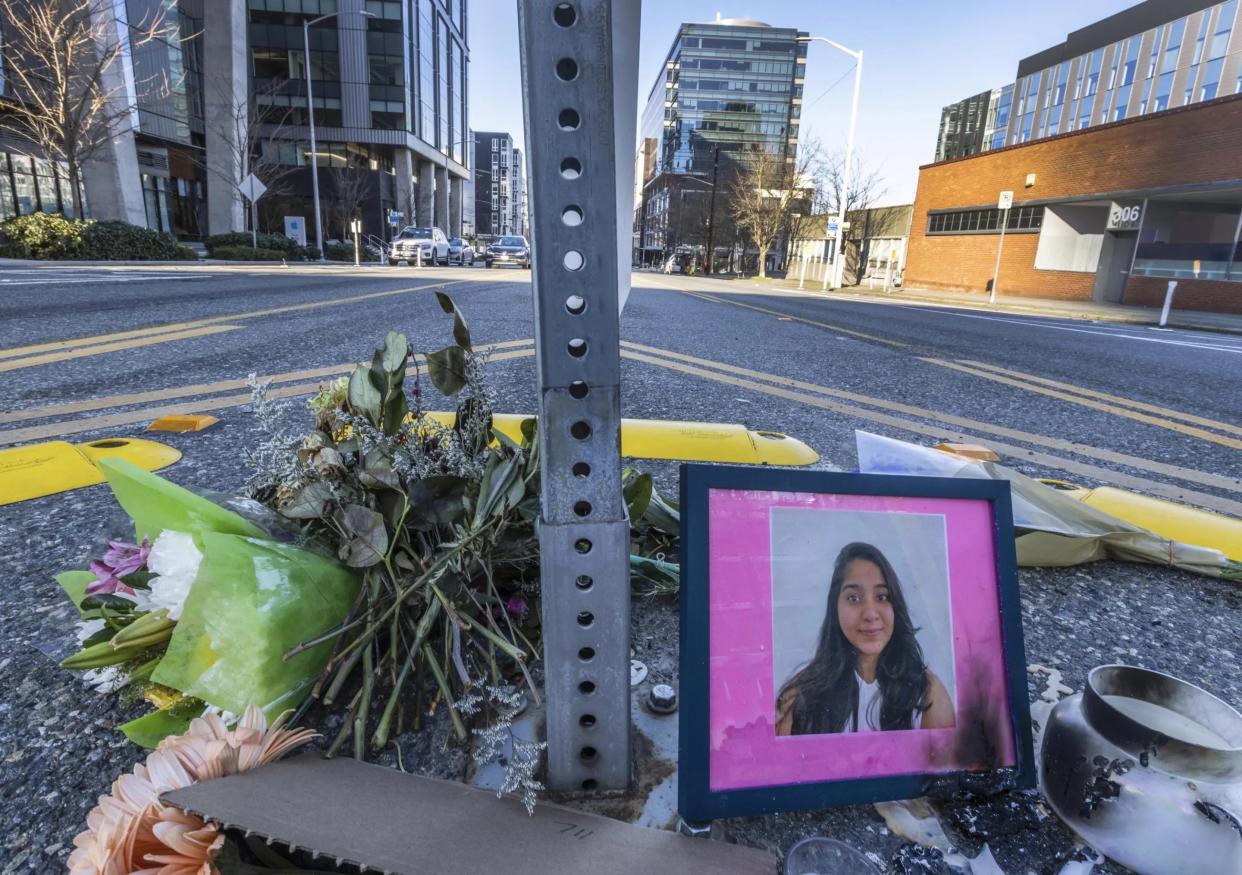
(1200, 0, 1235, 100)
(1133, 200, 1242, 280)
(927, 206, 1044, 235)
(1184, 12, 1212, 104)
(1152, 17, 1186, 112)
(1138, 23, 1165, 113)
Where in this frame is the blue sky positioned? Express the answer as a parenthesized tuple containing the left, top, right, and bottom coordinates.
(469, 0, 1138, 204)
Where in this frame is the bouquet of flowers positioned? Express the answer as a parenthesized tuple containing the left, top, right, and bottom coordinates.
(56, 458, 360, 746)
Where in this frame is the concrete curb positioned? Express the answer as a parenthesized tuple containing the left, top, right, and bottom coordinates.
(763, 284, 1242, 337)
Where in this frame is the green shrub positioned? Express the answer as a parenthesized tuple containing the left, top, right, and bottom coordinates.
(205, 232, 306, 258)
(79, 221, 181, 260)
(211, 245, 287, 261)
(302, 246, 322, 261)
(0, 212, 85, 259)
(325, 242, 380, 262)
(174, 245, 199, 261)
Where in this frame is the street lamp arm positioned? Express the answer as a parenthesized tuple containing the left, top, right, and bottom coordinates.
(798, 34, 864, 289)
(308, 10, 376, 27)
(798, 35, 861, 61)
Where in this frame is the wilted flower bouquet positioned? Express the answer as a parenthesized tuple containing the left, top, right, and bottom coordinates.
(58, 294, 679, 807)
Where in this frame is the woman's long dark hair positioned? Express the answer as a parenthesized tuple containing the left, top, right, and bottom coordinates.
(778, 542, 929, 734)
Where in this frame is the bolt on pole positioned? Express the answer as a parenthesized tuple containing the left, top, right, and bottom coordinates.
(518, 0, 638, 792)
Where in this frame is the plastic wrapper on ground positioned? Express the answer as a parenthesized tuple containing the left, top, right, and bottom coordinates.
(855, 431, 1240, 580)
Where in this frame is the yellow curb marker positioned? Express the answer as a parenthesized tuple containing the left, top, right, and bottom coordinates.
(148, 414, 219, 433)
(0, 437, 180, 506)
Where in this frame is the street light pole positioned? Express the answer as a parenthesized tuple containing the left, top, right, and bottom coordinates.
(304, 10, 374, 259)
(704, 146, 719, 274)
(799, 35, 863, 290)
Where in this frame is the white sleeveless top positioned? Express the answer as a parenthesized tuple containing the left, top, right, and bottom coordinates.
(845, 673, 921, 733)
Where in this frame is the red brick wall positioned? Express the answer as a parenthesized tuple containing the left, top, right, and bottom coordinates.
(906, 94, 1242, 311)
(1124, 275, 1241, 312)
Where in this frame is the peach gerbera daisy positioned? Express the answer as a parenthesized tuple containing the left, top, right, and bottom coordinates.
(68, 705, 317, 874)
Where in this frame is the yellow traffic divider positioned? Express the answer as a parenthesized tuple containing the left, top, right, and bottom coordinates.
(1041, 479, 1242, 563)
(422, 412, 820, 466)
(148, 414, 219, 432)
(0, 437, 181, 506)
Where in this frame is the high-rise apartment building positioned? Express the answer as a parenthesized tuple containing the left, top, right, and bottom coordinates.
(934, 0, 1241, 159)
(633, 18, 808, 264)
(0, 0, 470, 243)
(472, 130, 525, 237)
(509, 146, 527, 237)
(934, 85, 1013, 161)
(1003, 0, 1240, 144)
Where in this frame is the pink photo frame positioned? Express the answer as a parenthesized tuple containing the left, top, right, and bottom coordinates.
(678, 466, 1033, 820)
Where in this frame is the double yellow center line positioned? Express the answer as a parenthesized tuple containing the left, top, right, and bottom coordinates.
(0, 280, 463, 372)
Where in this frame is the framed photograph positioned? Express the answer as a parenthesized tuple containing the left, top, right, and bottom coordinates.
(678, 464, 1033, 821)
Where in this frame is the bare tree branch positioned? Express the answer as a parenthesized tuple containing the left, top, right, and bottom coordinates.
(325, 165, 372, 242)
(194, 75, 300, 233)
(0, 0, 167, 217)
(727, 145, 817, 278)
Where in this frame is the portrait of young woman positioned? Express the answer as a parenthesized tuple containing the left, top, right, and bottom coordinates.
(775, 540, 957, 736)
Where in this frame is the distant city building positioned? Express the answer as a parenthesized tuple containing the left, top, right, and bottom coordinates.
(934, 85, 1013, 161)
(509, 146, 527, 237)
(0, 0, 470, 242)
(634, 17, 808, 265)
(909, 0, 1242, 314)
(471, 131, 526, 237)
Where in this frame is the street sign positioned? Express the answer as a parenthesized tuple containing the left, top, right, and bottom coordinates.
(283, 216, 306, 247)
(826, 219, 840, 234)
(388, 210, 403, 226)
(240, 173, 267, 203)
(997, 190, 1014, 210)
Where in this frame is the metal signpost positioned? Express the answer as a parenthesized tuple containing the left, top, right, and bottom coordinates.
(350, 219, 361, 266)
(990, 190, 1013, 304)
(518, 0, 639, 792)
(240, 173, 267, 249)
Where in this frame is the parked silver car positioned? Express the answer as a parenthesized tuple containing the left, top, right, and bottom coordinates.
(390, 226, 449, 265)
(448, 237, 475, 265)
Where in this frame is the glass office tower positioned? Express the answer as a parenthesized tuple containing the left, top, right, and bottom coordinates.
(635, 18, 807, 264)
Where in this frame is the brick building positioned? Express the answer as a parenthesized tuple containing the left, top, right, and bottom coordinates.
(906, 93, 1242, 312)
(908, 0, 1242, 314)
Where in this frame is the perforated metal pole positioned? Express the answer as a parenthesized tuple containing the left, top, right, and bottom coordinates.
(518, 0, 636, 792)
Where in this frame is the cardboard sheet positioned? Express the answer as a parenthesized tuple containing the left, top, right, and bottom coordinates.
(163, 754, 776, 874)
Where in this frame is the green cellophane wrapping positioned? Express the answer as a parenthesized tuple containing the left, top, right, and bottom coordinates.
(150, 531, 359, 716)
(94, 459, 358, 738)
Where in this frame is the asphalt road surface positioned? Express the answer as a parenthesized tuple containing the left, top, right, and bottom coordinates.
(2, 262, 1240, 872)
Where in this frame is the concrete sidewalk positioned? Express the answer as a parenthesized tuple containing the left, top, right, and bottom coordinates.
(766, 279, 1242, 335)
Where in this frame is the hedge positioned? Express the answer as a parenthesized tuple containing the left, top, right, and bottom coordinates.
(325, 242, 380, 262)
(204, 232, 314, 261)
(211, 246, 287, 262)
(0, 213, 184, 260)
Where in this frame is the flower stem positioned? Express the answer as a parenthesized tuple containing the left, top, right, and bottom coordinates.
(422, 643, 467, 741)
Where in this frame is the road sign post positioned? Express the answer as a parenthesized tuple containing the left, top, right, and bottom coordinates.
(240, 173, 268, 250)
(518, 0, 637, 792)
(990, 191, 1013, 304)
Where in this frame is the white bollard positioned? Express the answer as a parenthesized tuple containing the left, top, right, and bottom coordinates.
(798, 254, 808, 289)
(1158, 280, 1178, 327)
